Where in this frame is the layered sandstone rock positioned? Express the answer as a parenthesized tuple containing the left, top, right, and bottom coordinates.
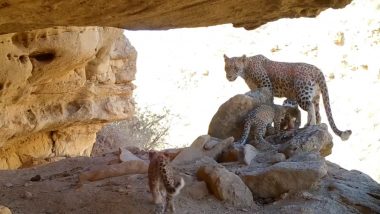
(0, 0, 352, 34)
(0, 26, 136, 169)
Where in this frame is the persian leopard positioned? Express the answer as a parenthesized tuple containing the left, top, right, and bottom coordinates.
(224, 54, 352, 141)
(281, 99, 301, 130)
(148, 151, 185, 214)
(238, 104, 300, 145)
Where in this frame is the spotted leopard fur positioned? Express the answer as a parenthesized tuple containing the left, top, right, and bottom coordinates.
(281, 99, 301, 130)
(238, 104, 300, 145)
(148, 151, 185, 214)
(224, 54, 351, 141)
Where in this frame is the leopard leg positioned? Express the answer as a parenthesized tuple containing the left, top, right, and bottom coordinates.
(165, 193, 175, 213)
(239, 118, 252, 145)
(273, 114, 282, 134)
(255, 123, 268, 145)
(297, 82, 317, 126)
(313, 94, 321, 124)
(297, 96, 316, 127)
(149, 177, 163, 204)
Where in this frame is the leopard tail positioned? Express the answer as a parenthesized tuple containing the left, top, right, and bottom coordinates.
(318, 72, 352, 140)
(161, 165, 184, 196)
(239, 117, 252, 145)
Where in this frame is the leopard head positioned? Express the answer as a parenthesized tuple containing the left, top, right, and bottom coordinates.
(280, 106, 301, 130)
(224, 54, 246, 81)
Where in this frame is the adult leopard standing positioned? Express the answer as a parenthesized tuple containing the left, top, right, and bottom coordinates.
(223, 54, 351, 141)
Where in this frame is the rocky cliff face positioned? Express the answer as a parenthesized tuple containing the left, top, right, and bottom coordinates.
(0, 27, 136, 169)
(0, 0, 352, 34)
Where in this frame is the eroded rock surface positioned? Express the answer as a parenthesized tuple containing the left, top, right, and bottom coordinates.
(0, 26, 136, 169)
(208, 88, 272, 140)
(197, 164, 254, 207)
(0, 135, 378, 213)
(263, 162, 380, 213)
(0, 0, 352, 34)
(172, 135, 234, 165)
(239, 153, 328, 198)
(273, 124, 334, 157)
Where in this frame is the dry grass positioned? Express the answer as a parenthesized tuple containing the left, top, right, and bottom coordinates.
(92, 106, 173, 156)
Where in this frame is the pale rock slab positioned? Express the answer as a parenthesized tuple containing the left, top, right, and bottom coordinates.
(172, 135, 234, 165)
(197, 164, 254, 207)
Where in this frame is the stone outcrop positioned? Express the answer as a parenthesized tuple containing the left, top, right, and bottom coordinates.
(208, 88, 272, 141)
(272, 124, 334, 157)
(172, 135, 234, 165)
(197, 164, 254, 207)
(0, 1, 352, 34)
(0, 205, 12, 214)
(78, 159, 148, 187)
(262, 161, 380, 213)
(0, 26, 136, 169)
(239, 153, 328, 198)
(0, 130, 377, 213)
(172, 130, 380, 213)
(185, 181, 210, 200)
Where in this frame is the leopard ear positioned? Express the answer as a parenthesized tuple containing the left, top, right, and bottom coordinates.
(223, 54, 228, 59)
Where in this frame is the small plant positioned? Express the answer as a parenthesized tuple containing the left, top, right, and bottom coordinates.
(92, 106, 173, 156)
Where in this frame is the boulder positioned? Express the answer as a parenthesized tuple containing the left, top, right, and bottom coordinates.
(244, 144, 258, 165)
(185, 181, 210, 200)
(208, 88, 272, 141)
(238, 153, 327, 198)
(118, 147, 143, 162)
(197, 164, 253, 207)
(320, 162, 380, 213)
(0, 205, 12, 214)
(263, 196, 360, 214)
(254, 150, 286, 164)
(274, 124, 334, 157)
(218, 144, 243, 163)
(78, 160, 148, 187)
(172, 135, 234, 165)
(174, 156, 220, 177)
(0, 26, 136, 169)
(263, 161, 380, 213)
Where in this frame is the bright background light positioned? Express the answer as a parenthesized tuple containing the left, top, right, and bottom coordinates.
(125, 0, 380, 181)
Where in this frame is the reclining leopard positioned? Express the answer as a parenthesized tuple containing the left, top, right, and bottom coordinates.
(224, 54, 351, 141)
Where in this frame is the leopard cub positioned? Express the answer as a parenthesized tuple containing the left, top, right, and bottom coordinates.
(148, 151, 185, 214)
(238, 104, 300, 145)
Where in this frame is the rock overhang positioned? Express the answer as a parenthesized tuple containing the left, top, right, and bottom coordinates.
(0, 0, 352, 34)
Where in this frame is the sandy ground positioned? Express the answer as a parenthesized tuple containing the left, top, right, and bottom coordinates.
(0, 154, 257, 214)
(125, 0, 380, 181)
